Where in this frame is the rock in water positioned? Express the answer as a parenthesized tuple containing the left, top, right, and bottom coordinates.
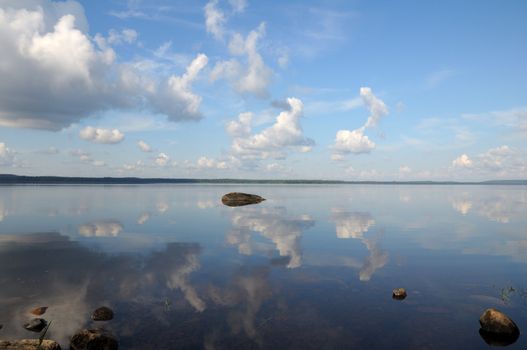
(23, 318, 47, 332)
(30, 306, 48, 316)
(392, 288, 407, 300)
(0, 340, 61, 350)
(70, 329, 118, 350)
(91, 306, 114, 321)
(479, 308, 520, 336)
(221, 192, 265, 207)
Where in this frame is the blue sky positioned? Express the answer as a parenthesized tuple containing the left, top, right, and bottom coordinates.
(0, 0, 525, 180)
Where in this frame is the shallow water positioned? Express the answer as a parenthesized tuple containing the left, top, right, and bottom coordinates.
(0, 184, 526, 349)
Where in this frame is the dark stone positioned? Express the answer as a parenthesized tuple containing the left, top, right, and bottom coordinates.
(91, 306, 114, 321)
(479, 328, 519, 347)
(30, 306, 48, 316)
(392, 288, 407, 300)
(0, 324, 3, 330)
(23, 318, 47, 332)
(0, 340, 61, 350)
(70, 329, 118, 350)
(221, 192, 265, 207)
(479, 308, 520, 336)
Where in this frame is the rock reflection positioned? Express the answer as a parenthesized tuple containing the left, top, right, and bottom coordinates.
(78, 220, 123, 237)
(226, 207, 315, 268)
(331, 209, 389, 281)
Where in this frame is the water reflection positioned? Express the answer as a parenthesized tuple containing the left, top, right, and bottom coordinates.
(331, 209, 389, 281)
(78, 220, 124, 237)
(450, 190, 527, 223)
(0, 233, 206, 347)
(226, 207, 315, 268)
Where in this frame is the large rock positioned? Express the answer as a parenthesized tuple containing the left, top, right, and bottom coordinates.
(30, 306, 48, 316)
(70, 329, 118, 350)
(0, 340, 61, 350)
(221, 192, 265, 207)
(23, 318, 47, 332)
(91, 306, 114, 321)
(479, 308, 520, 336)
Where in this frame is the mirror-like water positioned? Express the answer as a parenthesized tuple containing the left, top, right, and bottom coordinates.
(0, 184, 526, 349)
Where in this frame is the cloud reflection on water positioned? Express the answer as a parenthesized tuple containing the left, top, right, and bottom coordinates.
(226, 207, 315, 268)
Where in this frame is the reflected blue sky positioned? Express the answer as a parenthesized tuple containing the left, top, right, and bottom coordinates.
(0, 185, 526, 349)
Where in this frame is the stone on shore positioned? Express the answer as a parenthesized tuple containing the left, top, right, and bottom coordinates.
(0, 340, 61, 350)
(221, 192, 265, 207)
(392, 288, 407, 300)
(70, 329, 118, 350)
(23, 318, 47, 332)
(91, 306, 114, 321)
(479, 308, 520, 336)
(30, 306, 48, 316)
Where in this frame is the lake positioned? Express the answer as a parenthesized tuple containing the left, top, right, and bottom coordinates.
(0, 184, 526, 349)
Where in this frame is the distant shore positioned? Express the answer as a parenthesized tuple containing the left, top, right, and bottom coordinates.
(0, 174, 525, 185)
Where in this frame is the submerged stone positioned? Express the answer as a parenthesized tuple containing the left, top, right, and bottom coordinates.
(221, 192, 265, 207)
(479, 308, 520, 336)
(0, 339, 61, 350)
(70, 329, 118, 350)
(91, 306, 114, 321)
(23, 318, 47, 332)
(30, 306, 48, 316)
(392, 288, 407, 300)
(479, 328, 519, 346)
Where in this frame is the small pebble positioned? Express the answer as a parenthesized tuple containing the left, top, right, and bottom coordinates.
(91, 306, 114, 321)
(23, 318, 47, 332)
(392, 288, 407, 300)
(30, 306, 48, 316)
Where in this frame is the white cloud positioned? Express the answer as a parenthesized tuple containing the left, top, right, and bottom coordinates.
(137, 140, 152, 152)
(69, 148, 106, 167)
(399, 165, 412, 175)
(204, 0, 225, 40)
(331, 87, 388, 160)
(0, 142, 15, 166)
(137, 212, 151, 225)
(155, 153, 170, 167)
(211, 23, 272, 98)
(452, 154, 473, 168)
(426, 68, 454, 88)
(78, 220, 123, 237)
(229, 97, 314, 161)
(451, 145, 527, 178)
(361, 87, 389, 128)
(229, 0, 247, 13)
(0, 1, 208, 130)
(107, 28, 137, 45)
(79, 126, 124, 144)
(226, 112, 252, 137)
(333, 127, 375, 155)
(150, 53, 208, 122)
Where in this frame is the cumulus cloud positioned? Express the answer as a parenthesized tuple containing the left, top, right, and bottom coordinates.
(211, 23, 272, 98)
(332, 87, 388, 159)
(69, 148, 105, 167)
(0, 1, 208, 130)
(79, 126, 124, 144)
(78, 220, 123, 237)
(155, 153, 170, 167)
(229, 97, 314, 162)
(196, 156, 229, 170)
(204, 0, 225, 40)
(452, 145, 526, 177)
(333, 128, 375, 155)
(0, 142, 15, 166)
(452, 154, 473, 168)
(137, 140, 152, 152)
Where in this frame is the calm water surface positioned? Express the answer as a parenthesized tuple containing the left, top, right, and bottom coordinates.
(0, 184, 526, 349)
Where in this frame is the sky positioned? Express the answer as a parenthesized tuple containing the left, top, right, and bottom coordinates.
(0, 0, 526, 180)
